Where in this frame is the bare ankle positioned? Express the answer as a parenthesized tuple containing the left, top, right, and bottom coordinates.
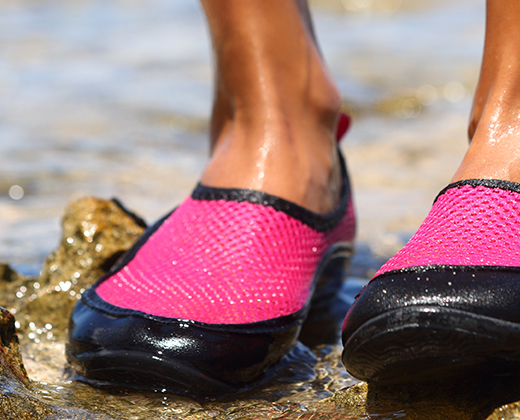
(200, 0, 344, 213)
(201, 97, 343, 214)
(455, 85, 520, 183)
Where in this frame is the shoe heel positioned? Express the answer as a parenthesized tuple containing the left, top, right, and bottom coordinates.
(298, 243, 354, 347)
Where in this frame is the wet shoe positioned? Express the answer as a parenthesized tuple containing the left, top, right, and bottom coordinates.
(67, 129, 355, 398)
(342, 179, 520, 384)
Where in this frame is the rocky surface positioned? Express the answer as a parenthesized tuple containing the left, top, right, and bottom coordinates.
(0, 197, 146, 419)
(1, 197, 146, 336)
(0, 308, 28, 385)
(1, 197, 520, 419)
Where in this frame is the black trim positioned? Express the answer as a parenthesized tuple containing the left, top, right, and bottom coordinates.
(373, 263, 520, 277)
(434, 178, 520, 203)
(191, 150, 351, 233)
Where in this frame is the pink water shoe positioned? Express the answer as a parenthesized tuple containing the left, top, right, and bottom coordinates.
(342, 179, 520, 384)
(67, 120, 355, 397)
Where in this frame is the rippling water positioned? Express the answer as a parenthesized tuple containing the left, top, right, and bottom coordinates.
(0, 0, 485, 418)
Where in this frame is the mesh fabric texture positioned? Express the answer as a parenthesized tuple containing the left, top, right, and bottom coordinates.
(96, 195, 355, 324)
(376, 183, 520, 276)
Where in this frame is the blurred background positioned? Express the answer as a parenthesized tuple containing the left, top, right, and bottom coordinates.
(0, 0, 484, 276)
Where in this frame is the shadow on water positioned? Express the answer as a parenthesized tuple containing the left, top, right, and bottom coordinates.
(363, 371, 520, 420)
(309, 370, 520, 420)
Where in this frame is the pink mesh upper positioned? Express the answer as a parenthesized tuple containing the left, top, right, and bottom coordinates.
(376, 183, 520, 277)
(96, 195, 355, 324)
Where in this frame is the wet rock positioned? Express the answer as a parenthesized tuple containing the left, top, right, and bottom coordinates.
(323, 381, 477, 419)
(0, 382, 56, 420)
(11, 197, 146, 335)
(0, 308, 28, 385)
(0, 378, 111, 420)
(0, 307, 56, 420)
(0, 197, 147, 419)
(488, 402, 520, 420)
(317, 382, 367, 418)
(0, 265, 24, 284)
(0, 264, 30, 317)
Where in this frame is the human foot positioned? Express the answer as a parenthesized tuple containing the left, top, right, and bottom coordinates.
(453, 91, 520, 184)
(342, 179, 520, 383)
(201, 110, 343, 216)
(66, 113, 355, 396)
(342, 0, 520, 383)
(455, 0, 520, 184)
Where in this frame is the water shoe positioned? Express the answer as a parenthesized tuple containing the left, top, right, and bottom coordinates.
(342, 179, 520, 383)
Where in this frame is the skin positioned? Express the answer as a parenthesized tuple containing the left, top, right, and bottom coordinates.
(454, 0, 520, 183)
(199, 0, 342, 215)
(200, 0, 520, 214)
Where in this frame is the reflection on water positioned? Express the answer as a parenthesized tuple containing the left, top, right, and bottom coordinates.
(0, 0, 496, 418)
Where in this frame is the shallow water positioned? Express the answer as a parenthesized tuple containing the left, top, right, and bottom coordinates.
(0, 0, 487, 418)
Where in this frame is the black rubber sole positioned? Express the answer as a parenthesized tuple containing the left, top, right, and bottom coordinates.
(71, 352, 235, 394)
(68, 348, 289, 398)
(342, 306, 520, 384)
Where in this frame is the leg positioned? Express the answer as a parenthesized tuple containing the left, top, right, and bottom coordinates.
(67, 0, 356, 396)
(200, 0, 342, 214)
(456, 0, 520, 182)
(343, 0, 520, 384)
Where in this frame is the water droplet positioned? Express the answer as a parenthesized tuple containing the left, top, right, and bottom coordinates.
(416, 84, 437, 105)
(444, 81, 466, 103)
(59, 281, 72, 292)
(8, 185, 24, 200)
